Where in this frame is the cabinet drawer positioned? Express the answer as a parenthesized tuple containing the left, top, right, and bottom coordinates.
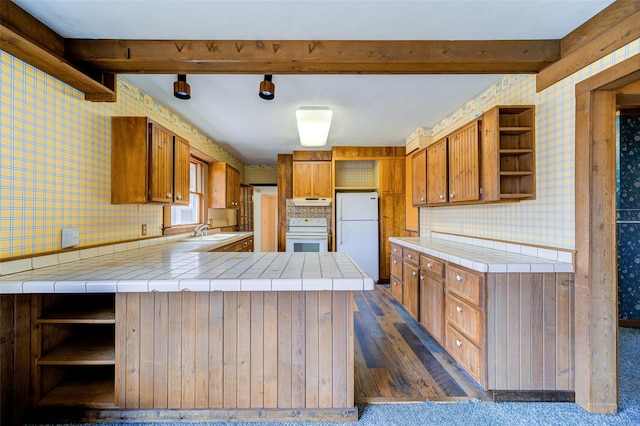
(390, 256, 403, 279)
(390, 244, 403, 258)
(445, 325, 483, 384)
(445, 294, 483, 347)
(403, 248, 419, 265)
(420, 254, 444, 278)
(446, 265, 483, 306)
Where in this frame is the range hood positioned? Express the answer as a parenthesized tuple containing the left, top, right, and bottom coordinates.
(291, 197, 332, 206)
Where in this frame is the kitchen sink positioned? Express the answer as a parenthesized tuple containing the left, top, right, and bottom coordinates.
(181, 233, 240, 242)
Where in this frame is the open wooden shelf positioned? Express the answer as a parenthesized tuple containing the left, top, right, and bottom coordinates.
(39, 305, 115, 324)
(38, 371, 115, 408)
(38, 337, 115, 365)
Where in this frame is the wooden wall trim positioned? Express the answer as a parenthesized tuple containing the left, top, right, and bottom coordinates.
(277, 154, 293, 252)
(574, 89, 619, 414)
(536, 2, 640, 92)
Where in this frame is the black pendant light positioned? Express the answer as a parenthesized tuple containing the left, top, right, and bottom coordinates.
(259, 75, 275, 100)
(174, 74, 191, 99)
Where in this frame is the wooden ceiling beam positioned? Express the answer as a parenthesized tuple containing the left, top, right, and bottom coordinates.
(0, 0, 116, 101)
(536, 0, 640, 92)
(65, 39, 560, 75)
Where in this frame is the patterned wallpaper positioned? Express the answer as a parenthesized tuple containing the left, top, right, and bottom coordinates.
(417, 39, 640, 250)
(617, 114, 640, 320)
(0, 52, 243, 258)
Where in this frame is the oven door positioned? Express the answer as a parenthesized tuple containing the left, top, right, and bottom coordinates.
(285, 234, 328, 252)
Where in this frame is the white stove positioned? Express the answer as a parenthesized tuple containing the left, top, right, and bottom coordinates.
(286, 218, 329, 252)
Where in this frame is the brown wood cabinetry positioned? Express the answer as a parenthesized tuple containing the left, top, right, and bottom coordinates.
(411, 149, 427, 206)
(405, 151, 419, 233)
(292, 161, 331, 198)
(379, 158, 406, 282)
(481, 105, 536, 201)
(419, 254, 445, 344)
(448, 120, 481, 203)
(411, 105, 536, 207)
(31, 294, 116, 408)
(390, 243, 403, 301)
(210, 235, 254, 252)
(111, 117, 190, 205)
(444, 264, 485, 383)
(209, 162, 240, 208)
(239, 184, 254, 232)
(402, 252, 419, 319)
(426, 138, 448, 204)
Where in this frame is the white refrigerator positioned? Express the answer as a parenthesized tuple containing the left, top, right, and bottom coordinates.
(336, 192, 379, 281)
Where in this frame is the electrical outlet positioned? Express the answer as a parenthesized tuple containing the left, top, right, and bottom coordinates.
(141, 224, 147, 236)
(61, 228, 79, 248)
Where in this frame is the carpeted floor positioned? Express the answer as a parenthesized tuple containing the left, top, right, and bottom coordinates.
(29, 327, 640, 426)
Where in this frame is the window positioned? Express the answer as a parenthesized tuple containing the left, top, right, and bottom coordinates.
(171, 159, 205, 225)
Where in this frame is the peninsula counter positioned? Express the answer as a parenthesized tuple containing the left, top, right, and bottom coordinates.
(1, 240, 374, 423)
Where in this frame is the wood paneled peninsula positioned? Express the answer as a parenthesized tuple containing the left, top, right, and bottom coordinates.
(0, 234, 373, 423)
(389, 233, 575, 400)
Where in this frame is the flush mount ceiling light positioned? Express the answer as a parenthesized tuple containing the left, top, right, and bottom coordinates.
(296, 107, 333, 147)
(173, 74, 191, 99)
(259, 75, 275, 100)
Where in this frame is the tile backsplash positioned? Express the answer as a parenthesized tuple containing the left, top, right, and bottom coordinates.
(285, 200, 332, 234)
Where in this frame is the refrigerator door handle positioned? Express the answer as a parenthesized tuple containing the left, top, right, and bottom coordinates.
(340, 222, 344, 245)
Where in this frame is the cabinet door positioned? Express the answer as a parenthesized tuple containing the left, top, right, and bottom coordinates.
(403, 262, 419, 319)
(173, 136, 190, 205)
(391, 275, 403, 302)
(420, 272, 444, 344)
(227, 165, 240, 208)
(426, 138, 448, 204)
(292, 162, 314, 197)
(411, 150, 427, 206)
(448, 120, 480, 203)
(380, 157, 405, 196)
(313, 161, 332, 198)
(380, 195, 405, 282)
(148, 123, 174, 203)
(405, 153, 419, 232)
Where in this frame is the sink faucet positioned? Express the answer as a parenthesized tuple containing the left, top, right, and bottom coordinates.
(193, 223, 209, 237)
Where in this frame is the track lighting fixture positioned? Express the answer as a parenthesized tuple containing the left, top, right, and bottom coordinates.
(259, 75, 275, 100)
(173, 74, 191, 100)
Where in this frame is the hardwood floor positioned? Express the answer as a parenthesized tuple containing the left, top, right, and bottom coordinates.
(354, 285, 490, 403)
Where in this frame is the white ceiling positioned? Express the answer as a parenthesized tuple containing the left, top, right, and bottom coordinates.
(13, 0, 615, 165)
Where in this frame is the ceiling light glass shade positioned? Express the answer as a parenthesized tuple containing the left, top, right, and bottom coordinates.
(174, 74, 190, 99)
(296, 107, 333, 147)
(259, 75, 275, 100)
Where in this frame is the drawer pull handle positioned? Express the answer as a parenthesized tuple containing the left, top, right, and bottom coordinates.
(456, 339, 462, 347)
(412, 271, 417, 276)
(456, 306, 462, 313)
(393, 260, 397, 264)
(456, 274, 463, 281)
(440, 194, 445, 199)
(407, 254, 412, 259)
(420, 275, 424, 280)
(427, 262, 432, 268)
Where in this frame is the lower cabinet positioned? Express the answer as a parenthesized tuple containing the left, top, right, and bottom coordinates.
(210, 235, 254, 252)
(419, 254, 445, 345)
(392, 241, 575, 393)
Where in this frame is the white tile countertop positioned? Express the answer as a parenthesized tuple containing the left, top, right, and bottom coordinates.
(0, 238, 375, 293)
(390, 232, 574, 274)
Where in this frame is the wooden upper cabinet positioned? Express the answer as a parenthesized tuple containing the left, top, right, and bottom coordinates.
(209, 162, 241, 208)
(405, 152, 419, 233)
(481, 105, 536, 202)
(411, 149, 427, 206)
(111, 117, 189, 205)
(379, 157, 405, 195)
(448, 120, 481, 203)
(292, 161, 331, 198)
(426, 138, 448, 204)
(172, 136, 191, 206)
